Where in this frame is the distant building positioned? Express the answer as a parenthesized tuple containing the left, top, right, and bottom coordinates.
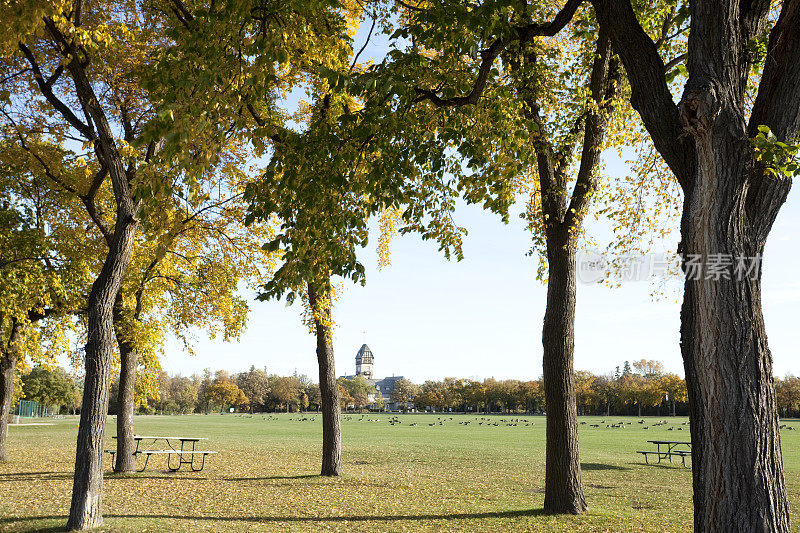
(355, 344, 374, 379)
(341, 344, 408, 410)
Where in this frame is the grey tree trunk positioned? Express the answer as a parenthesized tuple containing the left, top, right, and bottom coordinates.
(66, 49, 140, 531)
(680, 155, 790, 532)
(1, 320, 22, 461)
(592, 0, 800, 528)
(0, 317, 20, 462)
(113, 296, 138, 474)
(67, 215, 137, 530)
(542, 226, 586, 515)
(515, 28, 616, 516)
(0, 353, 14, 462)
(308, 283, 342, 476)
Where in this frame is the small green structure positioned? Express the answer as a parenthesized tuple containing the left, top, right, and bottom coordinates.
(17, 400, 39, 418)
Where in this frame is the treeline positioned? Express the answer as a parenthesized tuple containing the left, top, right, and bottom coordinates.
(16, 361, 800, 419)
(122, 368, 322, 415)
(391, 360, 691, 416)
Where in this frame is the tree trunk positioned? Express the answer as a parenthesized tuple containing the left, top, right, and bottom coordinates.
(0, 354, 14, 462)
(0, 320, 21, 463)
(680, 170, 790, 531)
(65, 43, 142, 530)
(67, 213, 138, 530)
(591, 0, 798, 527)
(113, 296, 138, 474)
(308, 283, 342, 476)
(541, 226, 586, 515)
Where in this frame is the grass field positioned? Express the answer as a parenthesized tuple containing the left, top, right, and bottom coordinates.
(1, 413, 799, 532)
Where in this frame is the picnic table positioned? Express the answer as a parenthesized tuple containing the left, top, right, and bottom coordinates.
(637, 440, 691, 468)
(106, 435, 217, 472)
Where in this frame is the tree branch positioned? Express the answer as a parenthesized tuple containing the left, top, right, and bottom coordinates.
(414, 0, 584, 108)
(745, 0, 800, 242)
(591, 0, 693, 190)
(81, 166, 114, 246)
(18, 43, 95, 141)
(566, 38, 622, 228)
(747, 0, 800, 141)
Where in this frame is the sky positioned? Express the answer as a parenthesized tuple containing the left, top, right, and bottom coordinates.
(159, 162, 800, 383)
(157, 21, 800, 383)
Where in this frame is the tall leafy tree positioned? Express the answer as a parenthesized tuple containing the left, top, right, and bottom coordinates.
(148, 0, 368, 477)
(591, 0, 800, 528)
(0, 0, 209, 526)
(0, 134, 92, 461)
(110, 146, 274, 473)
(340, 0, 679, 512)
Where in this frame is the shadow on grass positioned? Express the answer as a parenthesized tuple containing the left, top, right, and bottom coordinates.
(108, 474, 211, 481)
(0, 471, 72, 481)
(636, 462, 691, 470)
(223, 474, 317, 481)
(0, 509, 546, 526)
(581, 462, 630, 471)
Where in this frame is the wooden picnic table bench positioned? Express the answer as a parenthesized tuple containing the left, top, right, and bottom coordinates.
(637, 440, 691, 468)
(105, 435, 216, 472)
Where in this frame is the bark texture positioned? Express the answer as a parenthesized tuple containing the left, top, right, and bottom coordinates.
(514, 29, 618, 514)
(63, 26, 141, 530)
(113, 295, 138, 474)
(542, 227, 586, 514)
(0, 353, 15, 462)
(68, 213, 137, 530)
(593, 0, 800, 528)
(0, 319, 19, 463)
(308, 283, 342, 476)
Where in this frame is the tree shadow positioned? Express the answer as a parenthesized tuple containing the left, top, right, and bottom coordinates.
(580, 462, 630, 471)
(223, 474, 317, 481)
(108, 474, 211, 481)
(0, 509, 546, 526)
(0, 471, 72, 481)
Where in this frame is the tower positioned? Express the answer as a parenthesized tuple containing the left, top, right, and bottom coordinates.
(355, 344, 374, 379)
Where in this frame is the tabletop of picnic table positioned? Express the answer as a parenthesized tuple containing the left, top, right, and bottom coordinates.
(647, 440, 691, 445)
(112, 435, 208, 441)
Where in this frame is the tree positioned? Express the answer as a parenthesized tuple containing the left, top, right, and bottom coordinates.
(21, 366, 79, 412)
(111, 161, 272, 472)
(461, 380, 487, 413)
(592, 0, 800, 526)
(574, 372, 596, 416)
(390, 378, 419, 411)
(632, 359, 665, 379)
(305, 383, 322, 411)
(347, 0, 676, 510)
(150, 0, 370, 479)
(660, 373, 687, 416)
(0, 2, 185, 525)
(0, 135, 89, 461)
(197, 369, 214, 414)
(373, 391, 384, 411)
(237, 367, 271, 412)
(207, 373, 248, 412)
(270, 376, 302, 413)
(337, 383, 353, 411)
(339, 375, 375, 410)
(775, 376, 800, 418)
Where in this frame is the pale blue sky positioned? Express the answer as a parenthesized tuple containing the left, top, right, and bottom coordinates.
(160, 179, 798, 382)
(159, 22, 799, 383)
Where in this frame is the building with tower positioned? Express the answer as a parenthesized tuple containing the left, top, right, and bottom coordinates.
(355, 344, 374, 379)
(341, 344, 407, 410)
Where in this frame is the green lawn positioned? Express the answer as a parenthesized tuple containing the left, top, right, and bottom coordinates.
(1, 413, 799, 531)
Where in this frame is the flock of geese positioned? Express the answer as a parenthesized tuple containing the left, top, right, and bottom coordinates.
(237, 413, 797, 431)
